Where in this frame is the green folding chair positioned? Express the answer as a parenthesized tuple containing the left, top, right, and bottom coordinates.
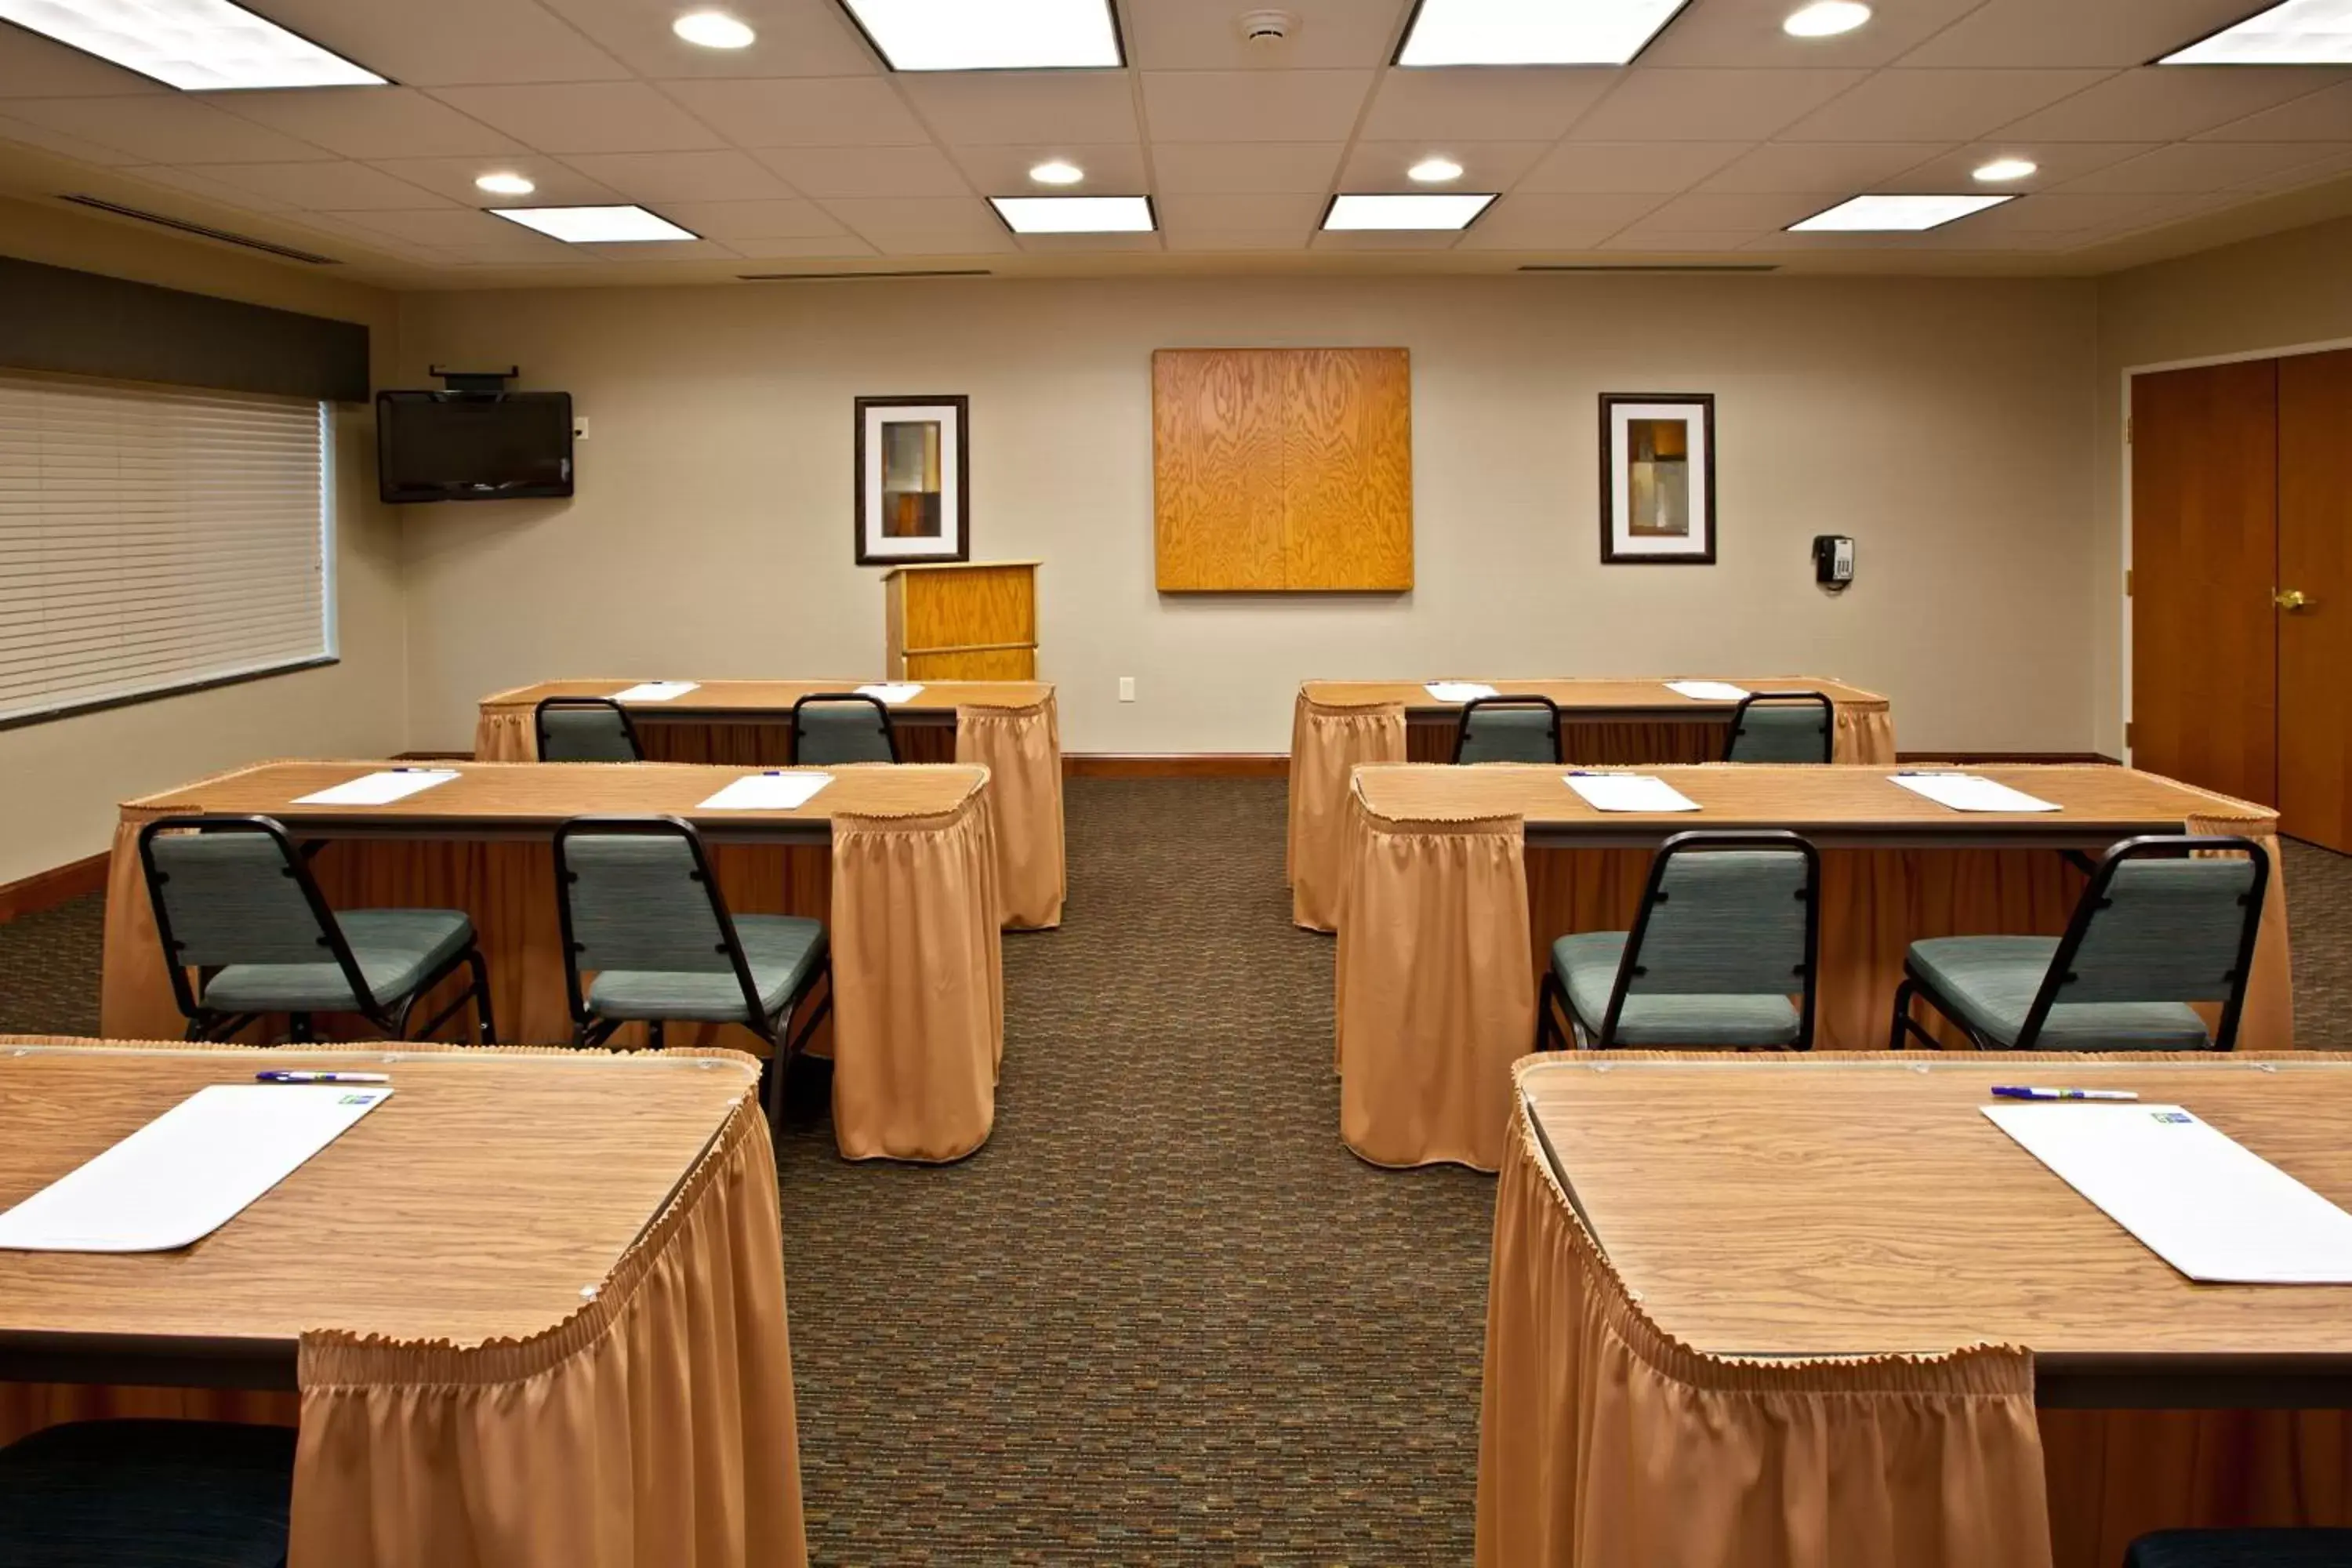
(1723, 691, 1835, 764)
(535, 696, 644, 762)
(0, 1419, 296, 1567)
(1454, 695, 1563, 764)
(790, 692, 898, 765)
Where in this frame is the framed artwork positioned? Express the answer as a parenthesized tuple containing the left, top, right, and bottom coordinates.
(855, 395, 969, 565)
(1599, 393, 1715, 564)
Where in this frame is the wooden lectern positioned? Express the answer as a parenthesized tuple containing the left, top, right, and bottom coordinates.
(882, 560, 1040, 681)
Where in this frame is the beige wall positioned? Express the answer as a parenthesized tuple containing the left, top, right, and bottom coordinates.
(2093, 214, 2352, 759)
(397, 273, 2098, 755)
(0, 199, 405, 884)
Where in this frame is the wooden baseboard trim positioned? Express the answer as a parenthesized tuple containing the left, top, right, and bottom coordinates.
(1895, 750, 2121, 766)
(0, 851, 108, 924)
(1064, 753, 1290, 779)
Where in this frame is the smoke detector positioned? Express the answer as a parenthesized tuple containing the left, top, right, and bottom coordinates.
(1237, 9, 1296, 44)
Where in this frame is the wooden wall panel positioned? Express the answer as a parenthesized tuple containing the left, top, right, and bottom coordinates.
(1153, 347, 1412, 592)
(1281, 348, 1414, 590)
(1152, 349, 1284, 590)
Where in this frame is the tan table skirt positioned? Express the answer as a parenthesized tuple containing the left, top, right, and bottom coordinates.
(1334, 786, 2295, 1173)
(0, 1042, 805, 1568)
(1479, 1055, 2352, 1568)
(475, 694, 1065, 930)
(98, 786, 1005, 1164)
(1287, 689, 1898, 932)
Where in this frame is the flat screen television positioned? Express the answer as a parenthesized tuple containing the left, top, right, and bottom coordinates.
(377, 390, 573, 503)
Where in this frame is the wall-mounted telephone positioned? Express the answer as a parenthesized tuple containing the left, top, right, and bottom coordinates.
(1813, 535, 1855, 591)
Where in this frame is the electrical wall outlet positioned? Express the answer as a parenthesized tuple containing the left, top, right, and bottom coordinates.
(572, 416, 590, 441)
(1119, 677, 1136, 702)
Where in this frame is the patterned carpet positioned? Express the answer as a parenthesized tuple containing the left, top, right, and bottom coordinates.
(0, 786, 2347, 1564)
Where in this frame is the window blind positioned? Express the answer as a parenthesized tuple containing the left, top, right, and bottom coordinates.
(0, 368, 332, 725)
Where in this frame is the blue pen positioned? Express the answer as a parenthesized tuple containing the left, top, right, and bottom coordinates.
(1991, 1085, 2138, 1102)
(256, 1070, 390, 1085)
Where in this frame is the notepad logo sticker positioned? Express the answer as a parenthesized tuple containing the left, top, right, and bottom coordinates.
(340, 1093, 382, 1106)
(2152, 1112, 2193, 1124)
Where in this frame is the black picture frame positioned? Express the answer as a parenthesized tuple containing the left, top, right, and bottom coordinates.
(854, 394, 971, 567)
(1599, 392, 1716, 565)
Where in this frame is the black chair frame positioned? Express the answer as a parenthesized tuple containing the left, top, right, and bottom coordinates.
(1452, 694, 1564, 765)
(1890, 833, 2270, 1053)
(1723, 690, 1836, 764)
(534, 695, 645, 762)
(553, 815, 833, 1126)
(137, 815, 495, 1046)
(789, 691, 900, 764)
(1537, 829, 1822, 1053)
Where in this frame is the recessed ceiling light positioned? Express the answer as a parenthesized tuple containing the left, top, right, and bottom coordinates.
(1788, 194, 2012, 232)
(1396, 0, 1693, 66)
(0, 0, 386, 89)
(1029, 159, 1085, 186)
(2161, 0, 2352, 64)
(1782, 2, 1871, 38)
(1973, 157, 2038, 183)
(673, 10, 757, 47)
(491, 205, 701, 243)
(990, 195, 1154, 234)
(1322, 193, 1497, 231)
(474, 172, 537, 196)
(1408, 157, 1465, 183)
(838, 0, 1122, 70)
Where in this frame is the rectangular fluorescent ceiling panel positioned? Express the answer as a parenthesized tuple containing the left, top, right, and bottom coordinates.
(991, 195, 1154, 234)
(837, 0, 1122, 69)
(491, 205, 699, 243)
(1397, 0, 1693, 65)
(1788, 194, 2011, 231)
(2162, 0, 2352, 64)
(0, 0, 385, 89)
(1323, 193, 1497, 231)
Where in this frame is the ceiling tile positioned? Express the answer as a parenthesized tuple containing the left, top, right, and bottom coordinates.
(1642, 0, 1984, 69)
(659, 197, 850, 237)
(2237, 147, 2352, 192)
(535, 0, 879, 78)
(1339, 140, 1550, 190)
(1140, 70, 1374, 142)
(0, 111, 143, 166)
(0, 96, 339, 162)
(1123, 0, 1404, 71)
(1150, 140, 1344, 191)
(1778, 70, 2114, 143)
(898, 71, 1140, 144)
(1357, 67, 1615, 143)
(0, 25, 165, 96)
(336, 207, 551, 245)
(1896, 0, 2284, 69)
(2197, 81, 2352, 143)
(1976, 189, 2208, 231)
(1875, 141, 2159, 191)
(427, 84, 728, 154)
(366, 154, 626, 206)
(1599, 228, 1769, 251)
(1309, 227, 1463, 250)
(657, 78, 929, 147)
(198, 88, 524, 161)
(1514, 140, 1750, 192)
(281, 212, 452, 260)
(753, 143, 971, 197)
(430, 241, 597, 264)
(1015, 230, 1165, 253)
(571, 238, 737, 260)
(1991, 68, 2352, 143)
(1156, 191, 1326, 230)
(946, 142, 1150, 194)
(255, 0, 634, 85)
(1163, 229, 1312, 250)
(815, 196, 1018, 253)
(560, 150, 799, 201)
(1566, 69, 1871, 143)
(1698, 141, 1952, 192)
(175, 159, 459, 211)
(720, 234, 881, 258)
(1640, 191, 1834, 229)
(1450, 191, 1663, 248)
(2057, 140, 2352, 193)
(123, 165, 303, 212)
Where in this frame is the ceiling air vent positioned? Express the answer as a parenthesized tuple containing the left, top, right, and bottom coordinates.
(58, 195, 342, 265)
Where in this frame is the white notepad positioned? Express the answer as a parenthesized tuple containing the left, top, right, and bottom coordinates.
(1426, 682, 1500, 703)
(856, 683, 925, 705)
(0, 1085, 392, 1253)
(1889, 771, 2060, 814)
(612, 681, 699, 702)
(293, 769, 459, 807)
(1665, 680, 1751, 702)
(1985, 1102, 2352, 1284)
(1566, 773, 1700, 813)
(698, 771, 833, 811)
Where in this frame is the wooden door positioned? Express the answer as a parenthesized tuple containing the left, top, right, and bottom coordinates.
(2131, 360, 2279, 807)
(2279, 349, 2352, 851)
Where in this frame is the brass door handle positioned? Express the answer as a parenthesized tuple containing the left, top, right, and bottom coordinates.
(2274, 589, 2313, 612)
